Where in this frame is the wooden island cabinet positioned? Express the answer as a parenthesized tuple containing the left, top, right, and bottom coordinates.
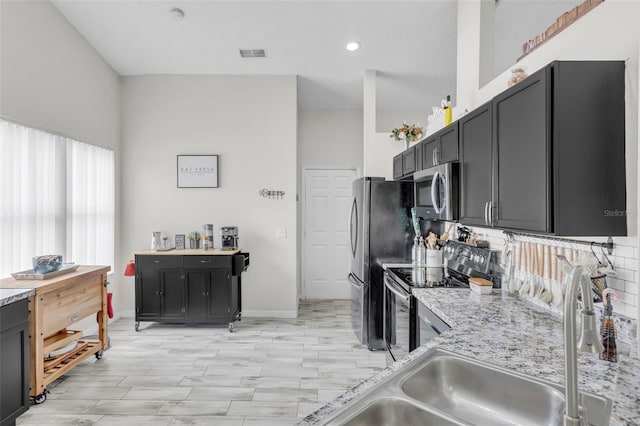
(134, 250, 249, 332)
(0, 266, 110, 405)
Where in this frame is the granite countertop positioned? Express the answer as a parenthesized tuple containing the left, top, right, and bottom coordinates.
(0, 288, 35, 307)
(299, 288, 640, 426)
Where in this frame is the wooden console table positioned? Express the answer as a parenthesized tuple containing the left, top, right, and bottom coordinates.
(0, 265, 110, 403)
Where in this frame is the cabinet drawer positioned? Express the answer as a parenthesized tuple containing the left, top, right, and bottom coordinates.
(136, 255, 183, 269)
(183, 256, 230, 269)
(233, 252, 250, 275)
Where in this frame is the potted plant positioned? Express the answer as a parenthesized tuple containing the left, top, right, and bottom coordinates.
(390, 121, 424, 149)
(187, 231, 201, 249)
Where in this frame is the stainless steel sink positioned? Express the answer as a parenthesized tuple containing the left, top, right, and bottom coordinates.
(341, 398, 462, 426)
(322, 348, 612, 426)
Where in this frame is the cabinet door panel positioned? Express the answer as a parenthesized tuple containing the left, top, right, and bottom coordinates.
(137, 268, 161, 318)
(421, 138, 437, 169)
(0, 301, 29, 424)
(185, 270, 208, 319)
(209, 269, 231, 320)
(402, 147, 416, 176)
(393, 154, 403, 179)
(493, 68, 550, 232)
(438, 123, 459, 164)
(161, 269, 185, 318)
(459, 103, 492, 226)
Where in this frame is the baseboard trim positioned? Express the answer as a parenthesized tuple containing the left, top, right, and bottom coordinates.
(119, 310, 135, 319)
(242, 310, 297, 319)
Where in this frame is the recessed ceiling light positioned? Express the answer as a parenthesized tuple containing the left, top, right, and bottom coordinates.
(170, 7, 185, 21)
(346, 42, 360, 52)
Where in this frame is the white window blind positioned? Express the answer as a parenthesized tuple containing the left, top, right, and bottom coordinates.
(0, 119, 114, 276)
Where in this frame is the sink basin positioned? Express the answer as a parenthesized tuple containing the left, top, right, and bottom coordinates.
(341, 398, 462, 426)
(321, 348, 612, 426)
(401, 351, 611, 426)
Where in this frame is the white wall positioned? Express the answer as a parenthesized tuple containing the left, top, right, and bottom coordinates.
(120, 75, 298, 318)
(456, 0, 639, 320)
(297, 109, 363, 295)
(298, 109, 364, 170)
(0, 0, 121, 333)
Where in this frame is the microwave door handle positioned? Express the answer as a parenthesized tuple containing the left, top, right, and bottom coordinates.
(431, 171, 442, 214)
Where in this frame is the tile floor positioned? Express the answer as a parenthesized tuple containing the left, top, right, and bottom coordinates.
(18, 300, 387, 425)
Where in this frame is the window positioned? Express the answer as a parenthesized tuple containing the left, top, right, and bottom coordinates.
(0, 119, 114, 276)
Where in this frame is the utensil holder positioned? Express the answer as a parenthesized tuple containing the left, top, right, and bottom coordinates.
(590, 274, 607, 303)
(426, 249, 443, 268)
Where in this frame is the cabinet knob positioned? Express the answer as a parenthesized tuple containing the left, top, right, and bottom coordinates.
(200, 259, 211, 263)
(154, 260, 160, 263)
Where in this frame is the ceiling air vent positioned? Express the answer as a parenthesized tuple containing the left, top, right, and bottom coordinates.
(239, 49, 266, 58)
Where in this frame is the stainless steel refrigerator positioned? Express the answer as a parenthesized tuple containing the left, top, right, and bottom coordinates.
(348, 177, 414, 350)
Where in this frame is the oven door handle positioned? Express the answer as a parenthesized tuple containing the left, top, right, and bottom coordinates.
(348, 273, 362, 290)
(384, 276, 411, 304)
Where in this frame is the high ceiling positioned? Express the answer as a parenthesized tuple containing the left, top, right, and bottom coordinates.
(50, 0, 459, 110)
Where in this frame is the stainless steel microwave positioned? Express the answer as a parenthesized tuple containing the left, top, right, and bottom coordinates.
(413, 163, 459, 221)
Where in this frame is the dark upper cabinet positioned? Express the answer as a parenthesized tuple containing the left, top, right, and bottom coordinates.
(420, 123, 459, 170)
(394, 145, 419, 180)
(458, 60, 626, 236)
(420, 136, 437, 169)
(393, 154, 403, 180)
(493, 66, 551, 232)
(402, 146, 417, 176)
(459, 102, 493, 226)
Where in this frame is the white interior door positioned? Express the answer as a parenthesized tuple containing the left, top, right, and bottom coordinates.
(303, 168, 357, 299)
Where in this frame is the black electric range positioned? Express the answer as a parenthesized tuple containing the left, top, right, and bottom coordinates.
(383, 241, 496, 363)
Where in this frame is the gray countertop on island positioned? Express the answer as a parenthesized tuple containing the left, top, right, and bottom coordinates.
(299, 288, 640, 426)
(0, 288, 35, 307)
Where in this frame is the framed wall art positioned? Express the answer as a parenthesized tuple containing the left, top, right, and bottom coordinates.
(177, 155, 219, 188)
(175, 234, 185, 250)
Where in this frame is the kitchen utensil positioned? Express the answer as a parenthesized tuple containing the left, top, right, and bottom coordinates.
(538, 245, 552, 303)
(598, 244, 616, 276)
(411, 208, 420, 237)
(441, 223, 454, 241)
(519, 242, 531, 296)
(512, 241, 524, 293)
(457, 225, 471, 242)
(530, 243, 540, 298)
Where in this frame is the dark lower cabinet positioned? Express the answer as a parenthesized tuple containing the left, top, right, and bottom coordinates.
(1, 299, 30, 426)
(134, 253, 249, 331)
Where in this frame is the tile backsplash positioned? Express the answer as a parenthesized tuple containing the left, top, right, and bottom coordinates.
(446, 223, 638, 321)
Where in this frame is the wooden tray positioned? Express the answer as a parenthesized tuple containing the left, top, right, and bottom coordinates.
(11, 264, 79, 280)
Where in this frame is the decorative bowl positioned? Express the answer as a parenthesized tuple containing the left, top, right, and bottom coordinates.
(32, 255, 63, 274)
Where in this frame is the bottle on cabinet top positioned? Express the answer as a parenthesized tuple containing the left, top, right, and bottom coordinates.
(444, 95, 452, 126)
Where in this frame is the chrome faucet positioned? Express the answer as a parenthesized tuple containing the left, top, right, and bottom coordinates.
(561, 261, 605, 426)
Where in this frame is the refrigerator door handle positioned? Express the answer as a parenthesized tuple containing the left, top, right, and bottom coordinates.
(348, 273, 362, 290)
(349, 196, 358, 257)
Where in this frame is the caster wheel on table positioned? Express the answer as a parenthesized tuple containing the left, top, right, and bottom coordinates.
(32, 391, 48, 404)
(228, 323, 234, 332)
(95, 350, 104, 360)
(135, 321, 140, 332)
